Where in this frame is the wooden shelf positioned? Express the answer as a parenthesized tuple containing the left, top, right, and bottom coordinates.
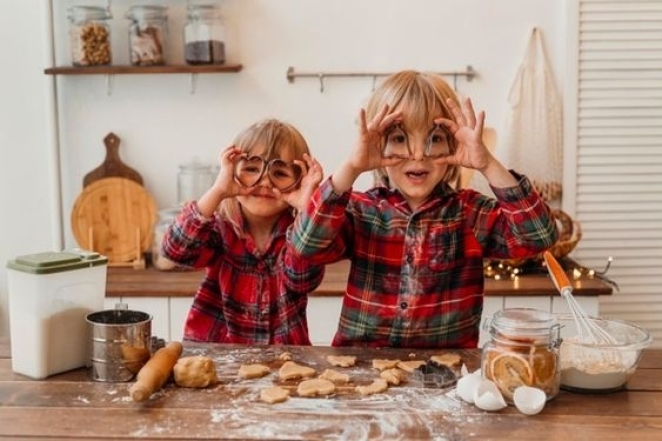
(44, 64, 243, 75)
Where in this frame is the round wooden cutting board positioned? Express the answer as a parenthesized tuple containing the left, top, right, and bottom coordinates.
(71, 177, 157, 263)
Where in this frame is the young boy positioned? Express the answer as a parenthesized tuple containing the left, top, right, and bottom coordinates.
(290, 71, 558, 349)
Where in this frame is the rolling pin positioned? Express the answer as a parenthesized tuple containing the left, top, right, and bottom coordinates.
(130, 341, 183, 402)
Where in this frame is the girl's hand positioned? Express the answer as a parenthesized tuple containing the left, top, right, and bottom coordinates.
(348, 105, 404, 173)
(212, 145, 253, 199)
(278, 153, 324, 212)
(434, 97, 494, 172)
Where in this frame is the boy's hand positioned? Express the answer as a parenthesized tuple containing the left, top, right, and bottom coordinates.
(212, 145, 254, 199)
(348, 105, 404, 173)
(434, 98, 494, 172)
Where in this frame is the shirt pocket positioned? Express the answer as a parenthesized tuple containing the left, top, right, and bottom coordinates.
(427, 224, 463, 273)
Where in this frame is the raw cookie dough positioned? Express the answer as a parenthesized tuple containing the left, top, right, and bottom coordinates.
(396, 360, 427, 373)
(430, 353, 462, 368)
(319, 368, 350, 384)
(279, 352, 292, 361)
(380, 368, 406, 386)
(261, 386, 290, 404)
(326, 355, 357, 367)
(279, 361, 316, 381)
(173, 355, 218, 388)
(372, 359, 400, 371)
(297, 378, 336, 397)
(356, 378, 389, 396)
(238, 363, 271, 379)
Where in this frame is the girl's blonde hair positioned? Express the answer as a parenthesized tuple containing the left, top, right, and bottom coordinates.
(366, 70, 461, 187)
(219, 119, 310, 232)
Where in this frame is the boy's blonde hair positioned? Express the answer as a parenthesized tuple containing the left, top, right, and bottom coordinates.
(366, 70, 461, 187)
(219, 119, 310, 232)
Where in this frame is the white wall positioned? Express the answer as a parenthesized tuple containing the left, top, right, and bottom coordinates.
(0, 0, 566, 338)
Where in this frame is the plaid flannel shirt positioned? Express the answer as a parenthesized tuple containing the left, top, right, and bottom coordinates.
(290, 172, 558, 349)
(162, 201, 324, 345)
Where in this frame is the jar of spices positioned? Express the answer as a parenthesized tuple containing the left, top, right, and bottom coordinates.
(67, 6, 112, 67)
(177, 162, 215, 206)
(125, 5, 168, 66)
(184, 4, 226, 65)
(481, 308, 561, 403)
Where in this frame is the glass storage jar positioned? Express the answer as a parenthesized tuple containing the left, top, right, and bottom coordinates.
(67, 6, 112, 67)
(152, 207, 180, 271)
(481, 308, 561, 403)
(125, 5, 168, 66)
(177, 162, 215, 206)
(184, 4, 226, 65)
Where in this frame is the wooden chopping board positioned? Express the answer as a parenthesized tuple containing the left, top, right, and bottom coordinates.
(71, 177, 157, 263)
(83, 132, 143, 188)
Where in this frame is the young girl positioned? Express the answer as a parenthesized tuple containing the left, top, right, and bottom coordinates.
(290, 71, 559, 349)
(162, 119, 324, 345)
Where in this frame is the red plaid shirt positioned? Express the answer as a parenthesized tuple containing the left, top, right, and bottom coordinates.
(290, 173, 558, 349)
(162, 202, 323, 345)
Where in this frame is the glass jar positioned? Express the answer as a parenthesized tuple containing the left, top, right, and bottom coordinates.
(125, 5, 168, 66)
(481, 308, 561, 403)
(67, 6, 112, 67)
(184, 4, 226, 65)
(177, 162, 215, 205)
(152, 207, 180, 271)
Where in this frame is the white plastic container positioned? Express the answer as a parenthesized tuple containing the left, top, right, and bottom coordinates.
(6, 250, 108, 379)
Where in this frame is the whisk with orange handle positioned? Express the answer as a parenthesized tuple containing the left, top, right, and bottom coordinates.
(543, 251, 617, 345)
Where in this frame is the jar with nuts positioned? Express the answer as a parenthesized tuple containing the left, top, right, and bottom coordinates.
(126, 5, 168, 66)
(67, 6, 112, 67)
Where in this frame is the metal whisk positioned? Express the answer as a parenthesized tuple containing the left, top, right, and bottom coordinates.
(543, 251, 617, 346)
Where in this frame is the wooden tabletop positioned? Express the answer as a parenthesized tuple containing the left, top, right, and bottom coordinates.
(0, 338, 659, 440)
(107, 260, 614, 298)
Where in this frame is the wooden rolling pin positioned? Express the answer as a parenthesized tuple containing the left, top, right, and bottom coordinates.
(130, 341, 183, 402)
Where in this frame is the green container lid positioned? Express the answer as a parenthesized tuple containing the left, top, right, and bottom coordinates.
(6, 250, 108, 274)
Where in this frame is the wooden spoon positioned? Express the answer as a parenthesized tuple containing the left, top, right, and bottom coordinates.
(83, 132, 143, 188)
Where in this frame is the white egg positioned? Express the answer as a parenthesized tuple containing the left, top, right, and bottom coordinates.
(456, 373, 482, 403)
(473, 380, 508, 411)
(513, 386, 547, 415)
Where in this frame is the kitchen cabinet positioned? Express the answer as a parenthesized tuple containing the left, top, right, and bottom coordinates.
(106, 261, 612, 346)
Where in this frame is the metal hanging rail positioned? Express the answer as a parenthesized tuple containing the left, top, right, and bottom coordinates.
(286, 65, 477, 92)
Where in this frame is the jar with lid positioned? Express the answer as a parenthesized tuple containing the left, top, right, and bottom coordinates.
(184, 4, 226, 65)
(152, 207, 181, 271)
(125, 5, 168, 66)
(481, 308, 561, 403)
(177, 162, 215, 206)
(67, 6, 112, 67)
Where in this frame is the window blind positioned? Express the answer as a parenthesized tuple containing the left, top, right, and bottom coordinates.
(570, 0, 662, 346)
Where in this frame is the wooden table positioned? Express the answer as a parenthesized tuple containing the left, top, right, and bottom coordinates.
(0, 338, 659, 440)
(107, 260, 614, 298)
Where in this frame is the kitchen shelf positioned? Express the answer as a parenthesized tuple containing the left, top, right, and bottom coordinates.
(44, 64, 243, 75)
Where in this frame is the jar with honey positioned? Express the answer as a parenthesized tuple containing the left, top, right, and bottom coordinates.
(481, 308, 561, 403)
(67, 6, 112, 67)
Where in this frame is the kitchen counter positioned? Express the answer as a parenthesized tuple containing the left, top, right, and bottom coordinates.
(106, 260, 614, 298)
(0, 338, 660, 440)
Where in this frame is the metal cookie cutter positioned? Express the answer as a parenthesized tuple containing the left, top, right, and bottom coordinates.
(413, 361, 458, 388)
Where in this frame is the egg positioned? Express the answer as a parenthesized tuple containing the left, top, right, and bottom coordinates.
(456, 372, 482, 403)
(513, 386, 547, 415)
(473, 380, 508, 411)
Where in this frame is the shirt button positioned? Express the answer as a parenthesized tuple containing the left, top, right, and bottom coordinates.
(406, 255, 413, 263)
(400, 302, 408, 310)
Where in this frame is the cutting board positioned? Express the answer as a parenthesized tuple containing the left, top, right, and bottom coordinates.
(83, 133, 143, 188)
(71, 177, 157, 263)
